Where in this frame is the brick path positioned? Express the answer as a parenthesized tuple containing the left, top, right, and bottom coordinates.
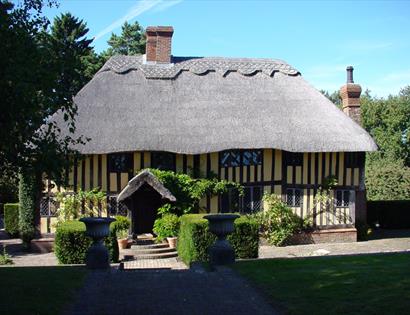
(64, 267, 278, 315)
(123, 257, 187, 270)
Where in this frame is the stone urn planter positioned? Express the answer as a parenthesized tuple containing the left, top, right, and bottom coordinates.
(80, 217, 116, 269)
(167, 236, 178, 249)
(204, 214, 239, 266)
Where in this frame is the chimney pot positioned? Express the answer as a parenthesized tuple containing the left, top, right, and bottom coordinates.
(346, 66, 354, 83)
(340, 66, 362, 125)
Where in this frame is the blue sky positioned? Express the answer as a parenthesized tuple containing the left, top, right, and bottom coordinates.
(29, 1, 410, 96)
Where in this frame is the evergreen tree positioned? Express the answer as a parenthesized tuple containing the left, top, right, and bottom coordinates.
(106, 21, 146, 56)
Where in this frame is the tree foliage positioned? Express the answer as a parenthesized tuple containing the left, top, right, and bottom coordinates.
(320, 90, 342, 108)
(0, 2, 91, 184)
(362, 86, 410, 200)
(106, 21, 146, 56)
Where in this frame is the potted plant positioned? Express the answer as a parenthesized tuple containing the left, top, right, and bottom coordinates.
(116, 229, 129, 249)
(153, 214, 180, 249)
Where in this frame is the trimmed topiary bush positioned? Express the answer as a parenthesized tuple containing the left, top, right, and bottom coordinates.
(4, 203, 19, 237)
(54, 220, 119, 264)
(177, 214, 259, 265)
(19, 171, 41, 245)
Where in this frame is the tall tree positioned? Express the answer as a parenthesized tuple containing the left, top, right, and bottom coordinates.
(320, 90, 342, 108)
(361, 87, 410, 200)
(106, 21, 146, 56)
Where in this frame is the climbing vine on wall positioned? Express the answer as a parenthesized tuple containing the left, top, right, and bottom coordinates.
(147, 169, 243, 216)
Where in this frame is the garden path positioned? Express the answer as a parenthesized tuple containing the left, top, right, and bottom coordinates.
(260, 229, 410, 259)
(63, 267, 278, 315)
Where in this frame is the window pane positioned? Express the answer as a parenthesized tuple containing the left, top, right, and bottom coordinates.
(151, 152, 175, 171)
(108, 153, 133, 172)
(336, 190, 343, 207)
(286, 152, 303, 166)
(294, 189, 301, 207)
(253, 186, 262, 211)
(286, 189, 294, 206)
(243, 150, 262, 166)
(220, 150, 240, 167)
(343, 191, 350, 207)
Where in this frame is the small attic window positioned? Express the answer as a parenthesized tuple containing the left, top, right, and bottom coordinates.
(285, 152, 303, 166)
(345, 152, 361, 168)
(108, 153, 133, 173)
(151, 152, 176, 171)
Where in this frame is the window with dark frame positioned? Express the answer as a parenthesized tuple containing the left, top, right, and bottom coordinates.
(336, 190, 350, 207)
(108, 153, 133, 173)
(285, 152, 303, 166)
(151, 152, 176, 171)
(345, 152, 361, 168)
(242, 186, 263, 213)
(286, 188, 302, 207)
(220, 150, 262, 168)
(220, 186, 263, 213)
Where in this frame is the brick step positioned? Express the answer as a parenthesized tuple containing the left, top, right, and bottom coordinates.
(134, 239, 156, 245)
(126, 246, 175, 255)
(130, 243, 168, 250)
(123, 251, 178, 260)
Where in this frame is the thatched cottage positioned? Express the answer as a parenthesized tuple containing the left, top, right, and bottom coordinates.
(48, 26, 376, 241)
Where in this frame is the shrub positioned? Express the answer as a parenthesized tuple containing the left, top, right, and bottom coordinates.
(177, 214, 259, 265)
(111, 215, 131, 234)
(153, 214, 180, 242)
(0, 246, 13, 265)
(255, 194, 304, 246)
(4, 203, 19, 237)
(54, 220, 119, 264)
(19, 171, 41, 245)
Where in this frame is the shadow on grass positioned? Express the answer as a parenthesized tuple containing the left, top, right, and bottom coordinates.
(0, 266, 87, 315)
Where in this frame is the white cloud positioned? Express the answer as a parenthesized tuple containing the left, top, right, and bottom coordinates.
(94, 0, 182, 41)
(341, 40, 393, 53)
(151, 0, 182, 13)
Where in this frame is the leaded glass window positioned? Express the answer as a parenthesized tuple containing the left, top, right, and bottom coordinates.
(243, 150, 262, 166)
(336, 190, 350, 207)
(286, 152, 303, 166)
(286, 188, 302, 207)
(220, 150, 241, 167)
(108, 153, 133, 173)
(151, 152, 176, 171)
(220, 149, 262, 167)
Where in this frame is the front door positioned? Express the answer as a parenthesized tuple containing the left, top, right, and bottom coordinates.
(131, 184, 163, 234)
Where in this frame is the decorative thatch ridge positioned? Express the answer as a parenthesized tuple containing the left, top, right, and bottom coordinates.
(117, 170, 176, 202)
(98, 55, 300, 79)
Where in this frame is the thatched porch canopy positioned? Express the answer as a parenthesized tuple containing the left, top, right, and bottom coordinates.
(117, 170, 176, 203)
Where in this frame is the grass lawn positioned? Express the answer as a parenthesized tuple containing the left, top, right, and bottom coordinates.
(233, 253, 410, 315)
(0, 266, 87, 315)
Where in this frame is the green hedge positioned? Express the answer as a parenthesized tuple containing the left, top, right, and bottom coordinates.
(4, 203, 19, 237)
(54, 220, 119, 264)
(177, 214, 259, 265)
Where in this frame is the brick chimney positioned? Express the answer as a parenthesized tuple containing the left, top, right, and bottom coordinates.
(145, 26, 174, 64)
(339, 66, 362, 125)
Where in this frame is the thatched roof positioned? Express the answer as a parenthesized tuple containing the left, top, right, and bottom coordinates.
(117, 170, 176, 202)
(54, 55, 377, 154)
